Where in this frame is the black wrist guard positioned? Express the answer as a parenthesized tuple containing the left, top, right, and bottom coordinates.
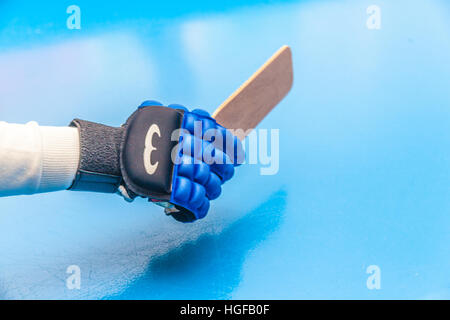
(69, 119, 124, 193)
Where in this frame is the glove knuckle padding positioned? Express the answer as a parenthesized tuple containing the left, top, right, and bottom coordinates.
(177, 157, 210, 185)
(176, 157, 222, 201)
(184, 112, 216, 135)
(194, 162, 211, 185)
(171, 176, 209, 218)
(205, 173, 222, 200)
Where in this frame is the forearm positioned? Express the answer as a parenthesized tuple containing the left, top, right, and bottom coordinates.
(0, 121, 80, 197)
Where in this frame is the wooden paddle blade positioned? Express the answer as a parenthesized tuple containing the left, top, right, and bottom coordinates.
(212, 45, 293, 140)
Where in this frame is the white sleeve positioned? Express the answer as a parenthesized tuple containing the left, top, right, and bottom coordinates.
(0, 121, 80, 197)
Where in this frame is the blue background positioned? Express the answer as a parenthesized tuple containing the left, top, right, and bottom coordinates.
(0, 0, 449, 299)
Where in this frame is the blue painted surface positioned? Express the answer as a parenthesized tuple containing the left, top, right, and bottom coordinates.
(0, 0, 449, 299)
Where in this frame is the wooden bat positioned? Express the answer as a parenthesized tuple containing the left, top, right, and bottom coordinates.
(212, 45, 293, 140)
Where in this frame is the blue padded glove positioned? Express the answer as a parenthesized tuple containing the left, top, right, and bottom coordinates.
(69, 100, 244, 223)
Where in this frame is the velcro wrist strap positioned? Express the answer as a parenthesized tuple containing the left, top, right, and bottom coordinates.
(69, 119, 124, 193)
